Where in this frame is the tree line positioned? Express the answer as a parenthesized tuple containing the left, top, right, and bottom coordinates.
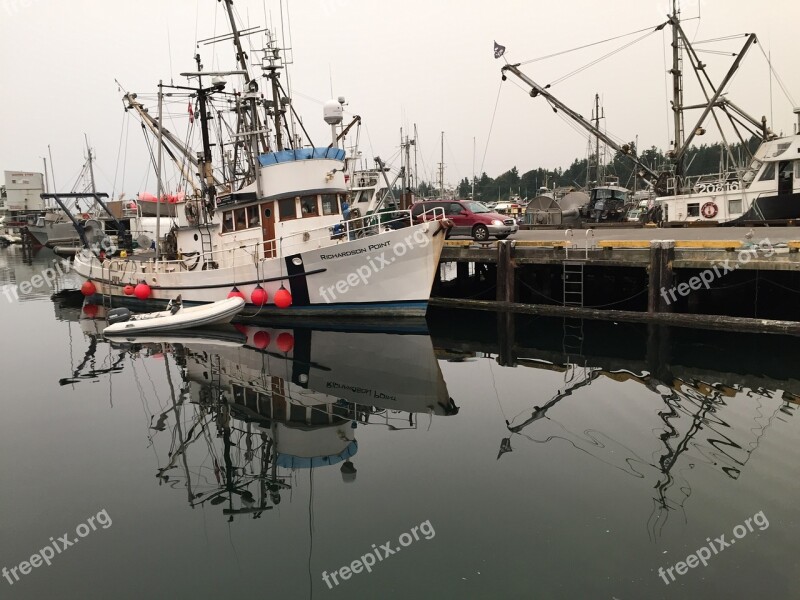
(415, 138, 760, 201)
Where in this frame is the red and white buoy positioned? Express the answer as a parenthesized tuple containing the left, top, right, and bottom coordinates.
(228, 286, 246, 301)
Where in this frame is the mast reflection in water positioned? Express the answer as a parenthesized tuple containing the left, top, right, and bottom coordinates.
(58, 301, 458, 521)
(31, 290, 800, 599)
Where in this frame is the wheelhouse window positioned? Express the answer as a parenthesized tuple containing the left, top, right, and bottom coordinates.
(758, 162, 776, 182)
(222, 211, 234, 233)
(278, 197, 298, 221)
(355, 189, 373, 205)
(246, 205, 260, 228)
(234, 208, 248, 231)
(728, 199, 742, 214)
(321, 194, 340, 216)
(301, 195, 320, 217)
(687, 203, 700, 217)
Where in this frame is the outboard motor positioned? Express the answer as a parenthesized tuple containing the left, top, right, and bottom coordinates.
(107, 307, 132, 325)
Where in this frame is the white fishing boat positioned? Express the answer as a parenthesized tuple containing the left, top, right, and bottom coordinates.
(103, 296, 245, 335)
(501, 1, 800, 226)
(70, 2, 449, 318)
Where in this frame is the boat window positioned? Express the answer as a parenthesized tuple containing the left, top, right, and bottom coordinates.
(278, 197, 298, 221)
(222, 211, 234, 233)
(301, 195, 320, 217)
(234, 208, 248, 231)
(728, 199, 742, 214)
(758, 162, 776, 181)
(246, 205, 260, 228)
(687, 203, 700, 217)
(357, 189, 373, 204)
(795, 161, 800, 179)
(321, 194, 340, 216)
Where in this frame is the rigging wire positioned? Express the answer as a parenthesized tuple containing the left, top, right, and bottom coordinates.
(547, 28, 659, 88)
(517, 22, 667, 66)
(479, 80, 504, 179)
(756, 43, 796, 108)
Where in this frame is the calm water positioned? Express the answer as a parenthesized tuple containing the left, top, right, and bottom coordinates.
(1, 246, 798, 600)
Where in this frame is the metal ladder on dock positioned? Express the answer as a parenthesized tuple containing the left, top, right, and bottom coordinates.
(562, 261, 585, 308)
(561, 261, 585, 377)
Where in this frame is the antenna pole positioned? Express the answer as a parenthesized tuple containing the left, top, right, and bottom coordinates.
(670, 0, 684, 186)
(85, 134, 97, 194)
(439, 131, 444, 200)
(156, 79, 164, 261)
(472, 136, 476, 200)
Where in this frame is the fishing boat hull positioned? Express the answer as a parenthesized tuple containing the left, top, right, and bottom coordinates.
(74, 221, 447, 318)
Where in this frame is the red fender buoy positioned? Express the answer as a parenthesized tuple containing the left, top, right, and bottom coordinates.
(134, 282, 151, 300)
(274, 286, 292, 309)
(81, 281, 97, 296)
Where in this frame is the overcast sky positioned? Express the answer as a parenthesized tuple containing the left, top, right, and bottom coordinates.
(1, 0, 798, 196)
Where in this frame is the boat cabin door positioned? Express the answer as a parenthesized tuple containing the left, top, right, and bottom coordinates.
(261, 202, 276, 258)
(778, 161, 793, 196)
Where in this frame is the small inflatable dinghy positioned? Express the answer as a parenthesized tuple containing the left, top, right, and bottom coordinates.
(103, 296, 245, 335)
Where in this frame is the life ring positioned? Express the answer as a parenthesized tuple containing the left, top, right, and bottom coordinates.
(701, 201, 718, 219)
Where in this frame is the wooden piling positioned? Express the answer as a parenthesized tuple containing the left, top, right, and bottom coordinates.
(496, 240, 516, 303)
(497, 310, 516, 367)
(456, 261, 470, 293)
(647, 240, 676, 313)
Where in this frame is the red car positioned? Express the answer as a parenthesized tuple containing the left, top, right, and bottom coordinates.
(411, 200, 518, 241)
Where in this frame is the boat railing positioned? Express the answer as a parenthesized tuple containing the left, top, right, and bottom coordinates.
(110, 207, 444, 274)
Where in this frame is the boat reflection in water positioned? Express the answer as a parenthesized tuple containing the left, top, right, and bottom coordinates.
(57, 301, 458, 520)
(430, 309, 799, 538)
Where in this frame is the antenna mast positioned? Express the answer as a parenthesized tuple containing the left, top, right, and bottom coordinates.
(669, 0, 685, 187)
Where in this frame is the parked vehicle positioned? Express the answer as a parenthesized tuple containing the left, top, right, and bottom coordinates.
(493, 201, 522, 215)
(411, 200, 518, 241)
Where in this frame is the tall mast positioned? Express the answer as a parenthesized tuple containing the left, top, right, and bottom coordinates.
(592, 93, 603, 186)
(439, 131, 444, 200)
(85, 134, 96, 194)
(221, 0, 251, 80)
(670, 0, 684, 185)
(156, 80, 164, 260)
(471, 136, 476, 200)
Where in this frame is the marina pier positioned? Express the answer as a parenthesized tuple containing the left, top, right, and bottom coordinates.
(433, 227, 800, 333)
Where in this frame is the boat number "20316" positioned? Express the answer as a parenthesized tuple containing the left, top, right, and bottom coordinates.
(693, 181, 740, 193)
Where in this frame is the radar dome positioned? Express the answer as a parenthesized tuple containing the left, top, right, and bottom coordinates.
(323, 99, 344, 125)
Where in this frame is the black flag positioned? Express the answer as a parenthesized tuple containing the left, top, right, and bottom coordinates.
(493, 41, 506, 59)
